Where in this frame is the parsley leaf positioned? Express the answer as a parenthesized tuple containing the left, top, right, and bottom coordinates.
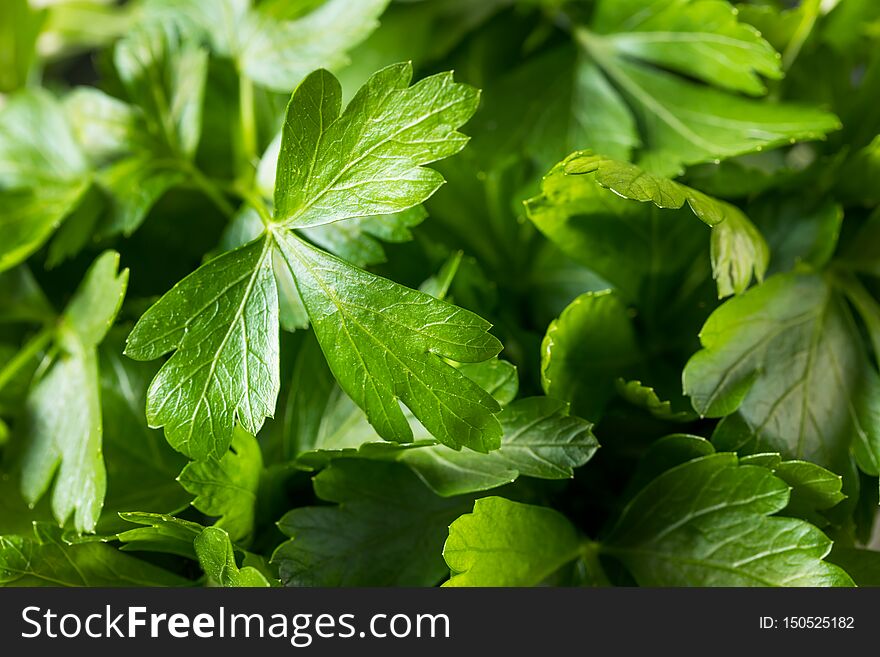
(400, 397, 597, 497)
(0, 0, 44, 93)
(0, 523, 187, 587)
(179, 427, 263, 544)
(115, 512, 203, 559)
(526, 151, 769, 299)
(683, 272, 880, 476)
(604, 453, 854, 586)
(129, 65, 501, 456)
(20, 251, 128, 533)
(125, 237, 279, 460)
(576, 0, 841, 175)
(273, 65, 479, 228)
(114, 25, 208, 162)
(141, 0, 389, 92)
(274, 231, 503, 451)
(0, 90, 90, 272)
(444, 497, 585, 587)
(541, 290, 640, 420)
(194, 527, 271, 587)
(273, 459, 474, 586)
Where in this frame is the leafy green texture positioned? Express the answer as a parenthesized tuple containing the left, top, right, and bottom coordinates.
(0, 90, 89, 272)
(401, 397, 597, 497)
(577, 0, 841, 175)
(126, 237, 279, 460)
(194, 527, 271, 587)
(0, 0, 44, 93)
(179, 428, 263, 543)
(0, 524, 187, 587)
(684, 273, 880, 474)
(278, 354, 589, 497)
(603, 454, 853, 586)
(141, 0, 389, 92)
(99, 347, 190, 529)
(527, 152, 769, 299)
(616, 380, 694, 422)
(115, 512, 202, 559)
(629, 436, 845, 523)
(21, 252, 128, 533)
(273, 64, 478, 228)
(740, 453, 845, 525)
(593, 0, 782, 95)
(541, 290, 639, 420)
(114, 26, 207, 162)
(279, 333, 516, 467)
(253, 137, 430, 268)
(273, 460, 473, 586)
(2, 0, 879, 591)
(444, 497, 584, 587)
(130, 65, 497, 458)
(275, 231, 502, 452)
(95, 27, 207, 236)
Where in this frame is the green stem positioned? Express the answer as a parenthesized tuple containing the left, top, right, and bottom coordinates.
(782, 0, 821, 71)
(0, 326, 54, 393)
(580, 540, 612, 587)
(235, 184, 274, 226)
(239, 74, 258, 178)
(185, 165, 237, 218)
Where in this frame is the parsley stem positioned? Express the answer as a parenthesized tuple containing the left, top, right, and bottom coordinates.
(580, 541, 612, 587)
(782, 0, 821, 71)
(235, 184, 274, 226)
(239, 74, 258, 177)
(0, 325, 54, 394)
(186, 165, 237, 218)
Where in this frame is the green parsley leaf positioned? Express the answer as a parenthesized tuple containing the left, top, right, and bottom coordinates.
(0, 0, 44, 93)
(576, 0, 841, 175)
(683, 272, 880, 475)
(194, 527, 271, 587)
(272, 459, 474, 586)
(141, 0, 388, 92)
(21, 251, 128, 533)
(541, 290, 639, 420)
(278, 333, 515, 466)
(443, 497, 585, 587)
(114, 25, 208, 161)
(526, 151, 769, 299)
(615, 380, 695, 422)
(0, 89, 90, 272)
(125, 236, 279, 460)
(740, 453, 845, 524)
(129, 65, 497, 456)
(0, 523, 187, 587)
(603, 453, 854, 586)
(273, 64, 478, 228)
(629, 435, 845, 524)
(178, 427, 263, 544)
(401, 397, 597, 497)
(275, 231, 503, 452)
(592, 0, 782, 95)
(115, 512, 203, 559)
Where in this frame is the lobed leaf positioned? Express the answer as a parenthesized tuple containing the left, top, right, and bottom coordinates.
(126, 237, 280, 460)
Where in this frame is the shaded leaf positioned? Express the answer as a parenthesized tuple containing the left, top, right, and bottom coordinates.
(604, 453, 853, 586)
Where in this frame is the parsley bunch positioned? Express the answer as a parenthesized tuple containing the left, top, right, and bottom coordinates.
(1, 0, 878, 587)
